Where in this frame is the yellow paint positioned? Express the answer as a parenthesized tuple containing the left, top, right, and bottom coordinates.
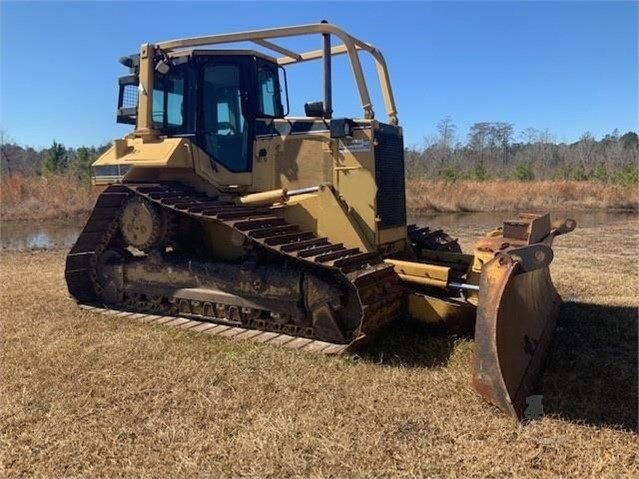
(407, 293, 475, 326)
(93, 138, 192, 168)
(275, 186, 371, 252)
(385, 258, 451, 288)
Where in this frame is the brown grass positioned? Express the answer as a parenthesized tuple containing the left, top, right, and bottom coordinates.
(0, 174, 100, 221)
(406, 180, 639, 215)
(1, 174, 637, 222)
(1, 217, 637, 477)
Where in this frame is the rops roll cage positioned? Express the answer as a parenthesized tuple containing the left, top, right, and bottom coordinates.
(134, 22, 398, 138)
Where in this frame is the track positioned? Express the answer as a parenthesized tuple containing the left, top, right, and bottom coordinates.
(65, 182, 403, 346)
(79, 304, 352, 354)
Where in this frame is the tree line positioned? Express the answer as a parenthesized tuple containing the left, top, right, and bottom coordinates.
(0, 132, 109, 180)
(0, 131, 110, 179)
(405, 117, 638, 185)
(1, 122, 638, 185)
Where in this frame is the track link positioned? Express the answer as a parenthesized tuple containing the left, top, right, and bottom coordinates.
(65, 182, 403, 346)
(80, 304, 352, 354)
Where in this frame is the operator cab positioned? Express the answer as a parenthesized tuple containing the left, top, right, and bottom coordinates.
(117, 50, 287, 174)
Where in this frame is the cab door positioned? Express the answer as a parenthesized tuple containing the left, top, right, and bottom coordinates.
(198, 57, 253, 173)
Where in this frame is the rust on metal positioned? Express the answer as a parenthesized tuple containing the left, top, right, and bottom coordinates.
(472, 247, 563, 420)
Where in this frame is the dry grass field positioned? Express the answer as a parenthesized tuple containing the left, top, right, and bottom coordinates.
(1, 215, 637, 477)
(1, 174, 637, 221)
(0, 175, 101, 221)
(406, 179, 639, 214)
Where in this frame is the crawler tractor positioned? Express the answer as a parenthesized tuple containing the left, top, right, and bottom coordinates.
(65, 23, 575, 420)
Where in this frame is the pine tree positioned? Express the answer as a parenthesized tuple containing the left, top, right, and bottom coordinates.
(41, 141, 67, 174)
(70, 146, 93, 179)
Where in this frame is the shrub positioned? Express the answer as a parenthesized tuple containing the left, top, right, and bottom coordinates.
(559, 164, 588, 181)
(471, 161, 488, 180)
(439, 167, 463, 183)
(589, 162, 608, 182)
(612, 164, 639, 187)
(513, 162, 535, 181)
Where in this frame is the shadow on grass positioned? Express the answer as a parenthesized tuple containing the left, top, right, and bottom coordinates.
(355, 301, 637, 432)
(353, 320, 465, 368)
(542, 301, 638, 432)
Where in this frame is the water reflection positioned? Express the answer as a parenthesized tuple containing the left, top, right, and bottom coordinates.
(1, 219, 85, 251)
(0, 210, 635, 251)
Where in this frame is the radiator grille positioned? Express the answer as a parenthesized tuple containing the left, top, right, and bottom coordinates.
(374, 124, 406, 229)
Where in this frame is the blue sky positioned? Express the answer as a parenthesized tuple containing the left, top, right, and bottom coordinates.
(1, 1, 637, 149)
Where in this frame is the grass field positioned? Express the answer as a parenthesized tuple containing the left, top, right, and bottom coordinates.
(1, 216, 637, 477)
(1, 174, 637, 221)
(0, 174, 101, 222)
(406, 179, 639, 214)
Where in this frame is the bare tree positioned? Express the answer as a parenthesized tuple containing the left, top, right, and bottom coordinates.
(0, 130, 12, 175)
(436, 116, 456, 150)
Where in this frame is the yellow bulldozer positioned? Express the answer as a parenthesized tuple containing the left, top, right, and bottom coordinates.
(65, 22, 575, 420)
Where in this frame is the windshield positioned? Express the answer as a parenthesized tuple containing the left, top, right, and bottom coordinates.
(152, 65, 191, 134)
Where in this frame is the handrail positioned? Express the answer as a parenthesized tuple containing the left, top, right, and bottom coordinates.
(155, 23, 398, 125)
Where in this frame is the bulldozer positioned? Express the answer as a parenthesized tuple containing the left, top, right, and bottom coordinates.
(65, 22, 576, 420)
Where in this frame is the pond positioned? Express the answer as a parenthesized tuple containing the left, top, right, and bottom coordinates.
(1, 219, 87, 251)
(1, 210, 635, 251)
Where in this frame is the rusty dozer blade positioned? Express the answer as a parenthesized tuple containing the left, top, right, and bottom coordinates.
(471, 215, 576, 420)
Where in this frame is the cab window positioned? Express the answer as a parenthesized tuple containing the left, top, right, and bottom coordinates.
(201, 63, 249, 172)
(257, 62, 283, 117)
(152, 68, 186, 130)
